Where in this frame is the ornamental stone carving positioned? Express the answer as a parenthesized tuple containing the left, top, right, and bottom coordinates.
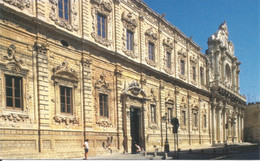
(163, 38, 174, 74)
(53, 116, 79, 125)
(0, 43, 29, 74)
(121, 11, 138, 58)
(3, 0, 30, 10)
(145, 28, 158, 67)
(91, 0, 113, 46)
(96, 120, 112, 127)
(49, 0, 79, 31)
(52, 61, 78, 84)
(122, 80, 146, 97)
(0, 113, 29, 122)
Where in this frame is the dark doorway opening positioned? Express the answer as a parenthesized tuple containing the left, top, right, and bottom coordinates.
(130, 106, 141, 154)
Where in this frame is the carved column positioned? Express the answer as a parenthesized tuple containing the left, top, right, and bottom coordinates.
(222, 106, 227, 144)
(241, 112, 244, 141)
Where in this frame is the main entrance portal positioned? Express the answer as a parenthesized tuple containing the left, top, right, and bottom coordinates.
(130, 106, 141, 153)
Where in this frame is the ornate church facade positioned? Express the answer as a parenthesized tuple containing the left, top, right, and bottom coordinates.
(0, 0, 246, 159)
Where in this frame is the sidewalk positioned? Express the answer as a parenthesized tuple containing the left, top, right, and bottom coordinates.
(86, 142, 258, 160)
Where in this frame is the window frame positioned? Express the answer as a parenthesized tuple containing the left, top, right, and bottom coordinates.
(97, 13, 107, 39)
(148, 41, 155, 61)
(181, 60, 185, 75)
(192, 66, 196, 81)
(166, 51, 172, 69)
(99, 93, 109, 118)
(5, 75, 23, 110)
(200, 67, 204, 85)
(58, 0, 70, 22)
(203, 114, 207, 128)
(126, 30, 134, 51)
(150, 104, 156, 123)
(182, 110, 186, 126)
(167, 107, 173, 123)
(60, 85, 73, 115)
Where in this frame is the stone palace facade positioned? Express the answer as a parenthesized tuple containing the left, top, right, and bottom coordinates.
(0, 0, 246, 159)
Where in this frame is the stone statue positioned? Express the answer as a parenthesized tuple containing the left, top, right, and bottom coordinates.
(208, 21, 229, 49)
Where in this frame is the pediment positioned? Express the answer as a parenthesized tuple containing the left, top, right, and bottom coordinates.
(122, 80, 146, 97)
(52, 61, 78, 83)
(0, 43, 29, 75)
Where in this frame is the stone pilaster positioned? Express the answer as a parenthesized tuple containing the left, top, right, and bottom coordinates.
(82, 58, 92, 130)
(222, 107, 227, 144)
(35, 42, 50, 129)
(211, 100, 217, 144)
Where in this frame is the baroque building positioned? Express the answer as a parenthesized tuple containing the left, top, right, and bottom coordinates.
(0, 0, 246, 159)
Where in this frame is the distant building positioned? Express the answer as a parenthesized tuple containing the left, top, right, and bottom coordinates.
(244, 102, 260, 143)
(0, 0, 246, 159)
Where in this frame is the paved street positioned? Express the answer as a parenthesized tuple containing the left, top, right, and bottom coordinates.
(87, 143, 259, 160)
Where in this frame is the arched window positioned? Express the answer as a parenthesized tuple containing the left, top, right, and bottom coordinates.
(225, 64, 231, 79)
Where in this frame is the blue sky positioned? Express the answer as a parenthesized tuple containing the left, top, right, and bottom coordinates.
(143, 0, 260, 103)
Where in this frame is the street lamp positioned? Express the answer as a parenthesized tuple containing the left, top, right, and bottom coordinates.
(162, 113, 169, 152)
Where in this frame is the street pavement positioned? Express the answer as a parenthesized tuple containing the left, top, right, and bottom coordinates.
(87, 143, 259, 160)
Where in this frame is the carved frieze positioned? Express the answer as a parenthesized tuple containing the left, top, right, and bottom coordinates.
(3, 0, 30, 10)
(96, 120, 112, 127)
(53, 116, 79, 125)
(49, 0, 79, 31)
(0, 113, 29, 122)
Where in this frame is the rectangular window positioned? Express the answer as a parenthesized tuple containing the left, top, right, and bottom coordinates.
(181, 60, 185, 75)
(151, 104, 156, 123)
(204, 115, 207, 128)
(148, 41, 155, 61)
(193, 66, 196, 80)
(167, 108, 173, 122)
(99, 94, 108, 117)
(60, 86, 73, 114)
(193, 112, 198, 127)
(182, 110, 186, 126)
(97, 14, 107, 39)
(5, 75, 23, 110)
(166, 52, 171, 68)
(200, 67, 204, 85)
(58, 0, 69, 21)
(127, 30, 133, 51)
